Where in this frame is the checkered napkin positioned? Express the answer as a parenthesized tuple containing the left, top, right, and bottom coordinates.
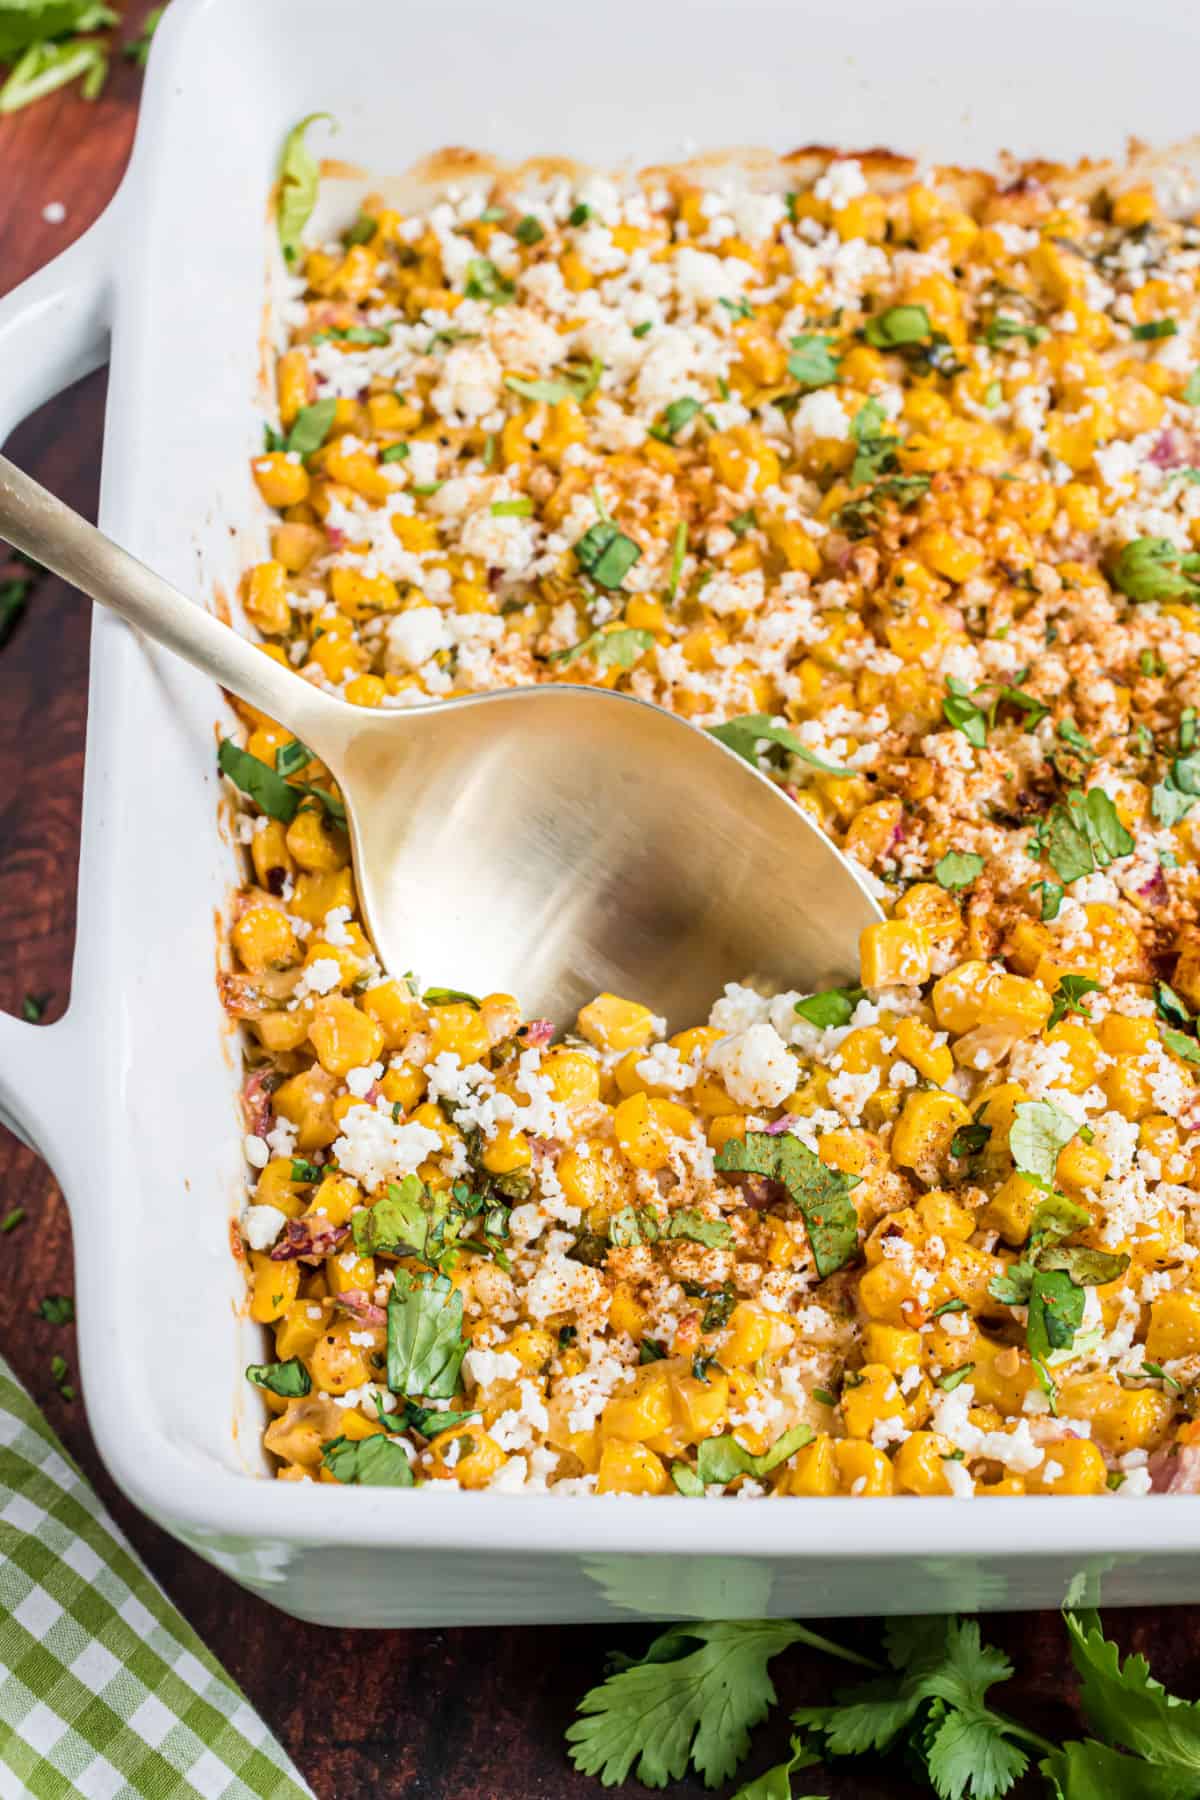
(0, 1356, 314, 1800)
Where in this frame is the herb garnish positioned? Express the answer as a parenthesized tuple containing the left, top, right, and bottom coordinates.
(707, 713, 853, 778)
(793, 986, 864, 1030)
(715, 1131, 859, 1277)
(864, 304, 932, 349)
(1048, 975, 1101, 1029)
(322, 1433, 414, 1486)
(464, 257, 515, 304)
(277, 113, 333, 267)
(572, 521, 643, 590)
(672, 1421, 815, 1494)
(934, 850, 985, 891)
(549, 626, 654, 671)
(386, 1268, 469, 1399)
(786, 335, 839, 389)
(1033, 788, 1134, 885)
(245, 1358, 311, 1399)
(1110, 536, 1200, 605)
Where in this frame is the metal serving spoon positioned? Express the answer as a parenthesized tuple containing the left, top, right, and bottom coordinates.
(0, 454, 881, 1027)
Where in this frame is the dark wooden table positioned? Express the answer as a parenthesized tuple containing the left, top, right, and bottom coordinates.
(0, 15, 1195, 1796)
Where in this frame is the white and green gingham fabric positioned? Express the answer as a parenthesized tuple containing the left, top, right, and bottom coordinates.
(0, 1355, 314, 1800)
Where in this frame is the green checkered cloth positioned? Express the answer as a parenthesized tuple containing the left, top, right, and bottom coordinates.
(0, 1355, 314, 1800)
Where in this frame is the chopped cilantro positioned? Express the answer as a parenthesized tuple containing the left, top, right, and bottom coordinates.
(707, 713, 853, 778)
(514, 214, 545, 245)
(245, 1358, 311, 1399)
(322, 1433, 414, 1486)
(934, 850, 985, 891)
(1048, 975, 1101, 1029)
(572, 521, 643, 589)
(550, 626, 654, 671)
(794, 986, 864, 1030)
(650, 395, 701, 442)
(1110, 536, 1200, 605)
(864, 303, 932, 348)
(786, 334, 839, 389)
(464, 257, 515, 304)
(715, 1131, 859, 1277)
(1131, 318, 1177, 340)
(1035, 788, 1135, 884)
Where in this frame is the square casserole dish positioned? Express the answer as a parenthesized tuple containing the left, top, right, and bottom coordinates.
(2, 0, 1200, 1628)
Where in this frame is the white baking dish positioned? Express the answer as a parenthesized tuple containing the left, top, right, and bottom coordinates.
(4, 0, 1200, 1628)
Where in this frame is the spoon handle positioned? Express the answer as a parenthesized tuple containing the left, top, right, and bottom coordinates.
(0, 452, 346, 759)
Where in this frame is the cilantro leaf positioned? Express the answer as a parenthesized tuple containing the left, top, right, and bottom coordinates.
(864, 304, 932, 348)
(1152, 770, 1197, 827)
(285, 397, 338, 460)
(1041, 1738, 1198, 1799)
(1110, 537, 1200, 606)
(464, 256, 515, 304)
(37, 1294, 74, 1325)
(984, 316, 1048, 348)
(0, 0, 112, 60)
(666, 1209, 733, 1248)
(794, 986, 864, 1029)
(351, 1174, 432, 1257)
(935, 850, 985, 891)
(832, 473, 930, 539)
(707, 713, 854, 777)
(1049, 975, 1101, 1029)
(1010, 1100, 1079, 1186)
(1039, 1245, 1130, 1287)
(0, 33, 110, 115)
(943, 680, 989, 749)
(386, 1269, 468, 1399)
(245, 1358, 311, 1399)
(550, 625, 653, 669)
(850, 397, 900, 486)
(1027, 1267, 1086, 1360)
(927, 1708, 1030, 1800)
(505, 355, 604, 407)
(567, 1619, 867, 1789)
(691, 1422, 814, 1489)
(1037, 789, 1134, 884)
(571, 522, 643, 590)
(218, 740, 300, 822)
(650, 395, 702, 442)
(1155, 982, 1193, 1030)
(1163, 1027, 1200, 1066)
(786, 335, 839, 389)
(729, 1736, 823, 1800)
(321, 1433, 414, 1486)
(797, 1617, 1032, 1799)
(277, 113, 333, 266)
(715, 1131, 859, 1276)
(1066, 1609, 1200, 1773)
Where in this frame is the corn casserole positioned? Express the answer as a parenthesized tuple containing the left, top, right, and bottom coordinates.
(219, 145, 1200, 1500)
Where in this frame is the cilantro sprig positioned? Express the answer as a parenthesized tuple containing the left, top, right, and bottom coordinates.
(567, 1620, 871, 1789)
(571, 1609, 1200, 1797)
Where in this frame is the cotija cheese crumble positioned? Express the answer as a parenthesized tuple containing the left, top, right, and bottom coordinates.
(222, 142, 1200, 1499)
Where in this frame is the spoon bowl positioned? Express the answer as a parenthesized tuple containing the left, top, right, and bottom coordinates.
(0, 454, 882, 1027)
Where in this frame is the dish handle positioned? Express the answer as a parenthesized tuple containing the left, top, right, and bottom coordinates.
(0, 204, 117, 1163)
(0, 201, 117, 445)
